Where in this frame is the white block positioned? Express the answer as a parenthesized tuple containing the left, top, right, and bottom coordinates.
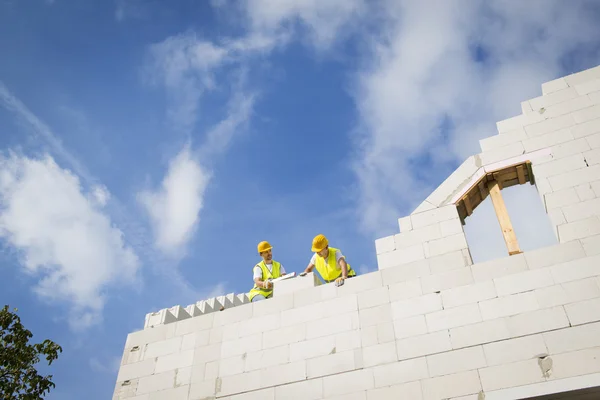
(535, 277, 600, 308)
(543, 322, 600, 354)
(398, 216, 413, 232)
(564, 298, 600, 325)
(543, 95, 593, 119)
(426, 156, 482, 206)
(259, 360, 306, 388)
(218, 371, 261, 397)
(238, 314, 280, 339)
(394, 224, 442, 249)
(218, 356, 244, 378)
(137, 370, 176, 395)
(529, 87, 579, 110)
(426, 346, 487, 378)
(577, 183, 598, 203)
(480, 127, 528, 152)
(542, 77, 569, 95)
(396, 330, 452, 360)
(449, 319, 510, 349)
(393, 315, 428, 340)
(479, 359, 544, 391)
(440, 218, 464, 237)
(506, 306, 570, 337)
(366, 381, 423, 400)
(391, 293, 442, 320)
(413, 200, 437, 213)
(426, 303, 481, 332)
(573, 117, 600, 139)
(224, 388, 274, 400)
(273, 274, 320, 297)
(306, 311, 359, 340)
(494, 268, 555, 297)
(380, 259, 431, 284)
(293, 282, 336, 308)
(563, 197, 600, 223)
(149, 385, 189, 400)
(262, 324, 306, 349)
(116, 359, 156, 382)
(221, 334, 262, 359)
(421, 267, 473, 294)
(189, 379, 218, 399)
(376, 244, 425, 269)
(358, 286, 390, 310)
(573, 104, 600, 124)
(125, 324, 173, 348)
(442, 280, 496, 309)
(586, 148, 600, 167)
(544, 187, 579, 210)
(411, 204, 459, 230)
(144, 337, 182, 360)
(253, 292, 294, 317)
(204, 360, 219, 380)
(594, 180, 600, 197)
(523, 128, 574, 153)
(359, 304, 391, 329)
(480, 142, 526, 166)
(155, 349, 194, 374)
(548, 138, 592, 162)
(471, 253, 528, 282)
(189, 364, 206, 385)
(591, 90, 600, 104)
(558, 216, 600, 242)
(289, 335, 336, 362)
(524, 114, 575, 137)
(337, 271, 383, 296)
(322, 369, 374, 398)
(581, 234, 600, 256)
(551, 254, 600, 283)
(479, 291, 540, 320)
(375, 235, 395, 254)
(388, 278, 422, 302)
(588, 132, 600, 149)
(483, 334, 547, 367)
(212, 302, 253, 327)
(496, 113, 544, 133)
(421, 370, 482, 400)
(362, 342, 397, 368)
(245, 345, 289, 373)
(274, 379, 323, 400)
(524, 240, 585, 269)
(428, 250, 470, 274)
(550, 347, 600, 379)
(424, 233, 468, 258)
(336, 329, 363, 352)
(533, 153, 588, 179)
(565, 66, 600, 86)
(371, 357, 429, 388)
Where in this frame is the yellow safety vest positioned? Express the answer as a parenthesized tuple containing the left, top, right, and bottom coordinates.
(314, 247, 356, 282)
(248, 260, 282, 301)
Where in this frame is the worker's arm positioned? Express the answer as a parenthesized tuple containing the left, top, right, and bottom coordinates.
(254, 277, 272, 289)
(338, 257, 349, 279)
(301, 263, 315, 276)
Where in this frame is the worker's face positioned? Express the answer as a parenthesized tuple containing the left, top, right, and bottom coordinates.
(261, 249, 273, 261)
(317, 247, 329, 258)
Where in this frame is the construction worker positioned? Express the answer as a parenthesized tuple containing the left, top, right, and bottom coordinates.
(248, 241, 287, 302)
(302, 234, 356, 286)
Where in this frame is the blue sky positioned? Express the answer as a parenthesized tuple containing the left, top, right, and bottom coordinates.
(1, 1, 600, 399)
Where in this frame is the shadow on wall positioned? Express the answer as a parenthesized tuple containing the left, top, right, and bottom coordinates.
(463, 183, 557, 264)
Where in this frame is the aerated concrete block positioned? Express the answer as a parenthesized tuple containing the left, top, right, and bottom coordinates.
(577, 183, 596, 201)
(584, 148, 600, 165)
(564, 65, 600, 86)
(562, 197, 600, 222)
(542, 321, 600, 354)
(546, 138, 591, 162)
(581, 234, 600, 256)
(426, 346, 487, 378)
(426, 156, 483, 207)
(557, 216, 600, 242)
(155, 349, 194, 374)
(542, 95, 593, 119)
(391, 293, 442, 320)
(471, 253, 528, 282)
(394, 224, 442, 249)
(322, 369, 374, 398)
(371, 357, 429, 388)
(564, 298, 600, 325)
(506, 306, 570, 337)
(480, 142, 526, 166)
(306, 311, 359, 340)
(116, 359, 156, 382)
(535, 277, 600, 308)
(441, 280, 497, 309)
(388, 278, 422, 302)
(218, 371, 261, 397)
(587, 132, 600, 149)
(524, 114, 575, 137)
(496, 113, 544, 134)
(398, 216, 413, 232)
(479, 128, 528, 152)
(366, 380, 423, 400)
(307, 350, 356, 379)
(137, 370, 176, 395)
(576, 79, 600, 95)
(376, 244, 425, 270)
(532, 153, 588, 179)
(479, 291, 540, 320)
(573, 117, 600, 138)
(375, 235, 395, 254)
(145, 308, 178, 328)
(524, 240, 586, 270)
(381, 259, 430, 284)
(478, 358, 544, 392)
(493, 268, 555, 297)
(425, 303, 482, 332)
(421, 370, 482, 400)
(548, 164, 600, 191)
(573, 104, 600, 124)
(542, 77, 569, 95)
(449, 319, 511, 349)
(361, 342, 397, 368)
(423, 233, 468, 258)
(420, 267, 473, 294)
(393, 315, 428, 340)
(550, 347, 600, 380)
(396, 329, 453, 360)
(274, 378, 323, 400)
(244, 345, 289, 373)
(482, 334, 547, 367)
(411, 204, 460, 230)
(529, 87, 579, 111)
(522, 128, 574, 153)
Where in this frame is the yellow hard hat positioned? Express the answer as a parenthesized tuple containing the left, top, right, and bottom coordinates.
(257, 241, 272, 254)
(311, 234, 328, 252)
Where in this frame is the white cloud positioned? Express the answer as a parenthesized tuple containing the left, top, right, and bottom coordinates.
(0, 152, 140, 330)
(350, 1, 600, 236)
(138, 145, 210, 257)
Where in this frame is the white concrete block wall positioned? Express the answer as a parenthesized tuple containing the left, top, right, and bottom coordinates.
(114, 64, 600, 400)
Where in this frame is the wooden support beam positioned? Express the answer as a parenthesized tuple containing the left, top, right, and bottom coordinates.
(463, 195, 473, 216)
(516, 165, 526, 184)
(487, 180, 522, 255)
(478, 180, 488, 201)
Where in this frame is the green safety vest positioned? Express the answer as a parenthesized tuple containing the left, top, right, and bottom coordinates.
(248, 260, 282, 301)
(314, 247, 356, 282)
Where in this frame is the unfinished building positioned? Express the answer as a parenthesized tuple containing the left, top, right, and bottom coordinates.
(113, 64, 600, 400)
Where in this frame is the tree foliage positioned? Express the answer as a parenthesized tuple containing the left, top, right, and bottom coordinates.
(0, 305, 62, 399)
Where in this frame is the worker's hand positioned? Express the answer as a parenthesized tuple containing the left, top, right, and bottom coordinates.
(263, 280, 273, 289)
(335, 277, 345, 287)
(299, 272, 307, 277)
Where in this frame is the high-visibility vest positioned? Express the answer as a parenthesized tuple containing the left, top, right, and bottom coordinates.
(314, 247, 356, 282)
(248, 260, 282, 301)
